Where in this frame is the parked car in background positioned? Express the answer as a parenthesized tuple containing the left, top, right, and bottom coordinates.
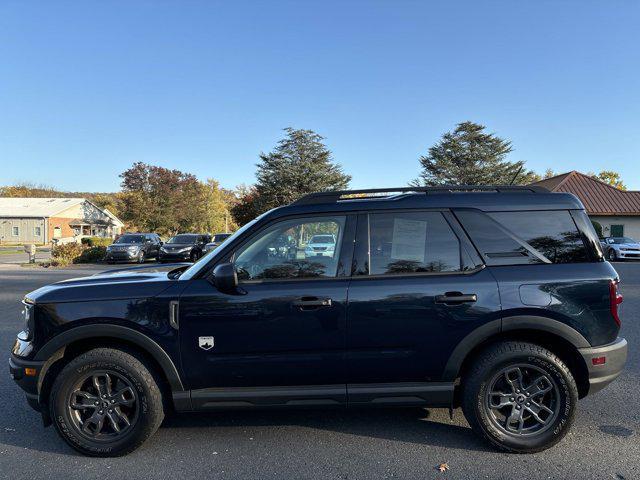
(304, 234, 336, 258)
(10, 186, 627, 456)
(159, 233, 211, 262)
(600, 236, 640, 261)
(104, 233, 162, 263)
(203, 233, 232, 253)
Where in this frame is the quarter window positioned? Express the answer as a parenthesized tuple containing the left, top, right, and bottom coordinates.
(368, 212, 466, 275)
(234, 216, 346, 281)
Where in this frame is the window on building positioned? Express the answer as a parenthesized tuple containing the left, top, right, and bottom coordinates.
(12, 226, 19, 236)
(34, 226, 42, 237)
(53, 226, 62, 238)
(368, 211, 468, 275)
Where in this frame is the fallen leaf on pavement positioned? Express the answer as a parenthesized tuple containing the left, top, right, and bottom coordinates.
(437, 463, 449, 472)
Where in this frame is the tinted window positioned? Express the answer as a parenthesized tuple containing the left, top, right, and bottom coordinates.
(234, 216, 346, 281)
(115, 235, 145, 244)
(213, 234, 231, 242)
(168, 234, 197, 244)
(457, 210, 590, 265)
(368, 212, 464, 275)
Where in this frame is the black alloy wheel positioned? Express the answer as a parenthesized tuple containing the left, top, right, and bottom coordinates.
(67, 371, 139, 440)
(462, 341, 578, 453)
(138, 250, 145, 263)
(608, 249, 617, 261)
(50, 348, 164, 456)
(485, 364, 559, 436)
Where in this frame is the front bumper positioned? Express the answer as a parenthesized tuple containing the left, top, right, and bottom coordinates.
(105, 250, 140, 261)
(159, 250, 192, 262)
(578, 337, 628, 395)
(9, 354, 44, 412)
(617, 251, 640, 260)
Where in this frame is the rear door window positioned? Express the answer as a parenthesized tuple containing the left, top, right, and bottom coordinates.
(368, 211, 472, 275)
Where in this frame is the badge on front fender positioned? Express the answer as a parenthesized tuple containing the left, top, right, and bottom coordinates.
(198, 336, 214, 350)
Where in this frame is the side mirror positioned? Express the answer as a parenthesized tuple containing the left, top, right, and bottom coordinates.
(212, 262, 238, 293)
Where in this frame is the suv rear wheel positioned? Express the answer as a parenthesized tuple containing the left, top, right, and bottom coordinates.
(49, 348, 164, 457)
(461, 341, 578, 453)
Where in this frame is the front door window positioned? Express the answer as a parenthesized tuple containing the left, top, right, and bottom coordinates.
(234, 216, 346, 281)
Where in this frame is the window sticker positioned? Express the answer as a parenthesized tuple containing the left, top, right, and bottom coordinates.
(391, 218, 427, 263)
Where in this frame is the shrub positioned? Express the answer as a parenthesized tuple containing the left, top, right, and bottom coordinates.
(81, 236, 113, 247)
(51, 243, 85, 267)
(75, 246, 107, 264)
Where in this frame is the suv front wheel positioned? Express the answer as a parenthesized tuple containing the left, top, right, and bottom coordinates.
(49, 348, 165, 457)
(462, 341, 578, 453)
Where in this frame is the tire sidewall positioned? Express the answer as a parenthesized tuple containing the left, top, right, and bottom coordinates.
(469, 348, 577, 452)
(50, 354, 155, 456)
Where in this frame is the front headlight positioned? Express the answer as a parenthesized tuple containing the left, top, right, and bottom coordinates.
(19, 300, 35, 341)
(160, 246, 167, 252)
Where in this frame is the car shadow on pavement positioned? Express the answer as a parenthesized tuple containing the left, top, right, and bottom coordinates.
(158, 407, 492, 453)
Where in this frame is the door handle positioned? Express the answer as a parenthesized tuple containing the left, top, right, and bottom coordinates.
(435, 292, 477, 305)
(292, 296, 333, 310)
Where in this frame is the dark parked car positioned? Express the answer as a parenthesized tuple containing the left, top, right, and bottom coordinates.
(104, 233, 162, 263)
(10, 186, 627, 456)
(158, 234, 211, 263)
(600, 236, 640, 261)
(202, 233, 232, 253)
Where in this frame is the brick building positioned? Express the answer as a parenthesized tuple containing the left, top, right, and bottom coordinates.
(0, 197, 124, 244)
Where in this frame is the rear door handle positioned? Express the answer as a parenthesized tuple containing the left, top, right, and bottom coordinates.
(292, 296, 333, 310)
(435, 292, 477, 305)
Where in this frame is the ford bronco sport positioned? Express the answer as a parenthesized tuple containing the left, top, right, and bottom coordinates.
(10, 186, 627, 456)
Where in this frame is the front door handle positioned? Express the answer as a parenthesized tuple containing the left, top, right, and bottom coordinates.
(435, 292, 477, 305)
(292, 296, 333, 310)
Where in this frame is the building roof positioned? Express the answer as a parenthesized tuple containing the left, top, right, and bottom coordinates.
(0, 197, 86, 217)
(532, 171, 640, 215)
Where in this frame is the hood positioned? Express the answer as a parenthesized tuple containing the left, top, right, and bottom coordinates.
(162, 243, 195, 248)
(25, 264, 187, 304)
(108, 243, 144, 248)
(614, 242, 640, 248)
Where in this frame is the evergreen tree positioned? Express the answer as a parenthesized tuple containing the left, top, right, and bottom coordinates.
(414, 121, 537, 186)
(252, 127, 351, 212)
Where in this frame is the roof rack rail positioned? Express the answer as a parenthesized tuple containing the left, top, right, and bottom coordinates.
(292, 185, 549, 205)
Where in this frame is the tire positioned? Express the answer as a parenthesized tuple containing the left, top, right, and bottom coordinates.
(49, 348, 165, 457)
(138, 251, 145, 263)
(608, 249, 617, 261)
(461, 341, 578, 453)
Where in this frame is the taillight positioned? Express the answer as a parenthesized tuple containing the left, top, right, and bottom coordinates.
(609, 280, 623, 327)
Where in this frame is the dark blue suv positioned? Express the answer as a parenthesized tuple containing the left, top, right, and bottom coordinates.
(9, 186, 627, 456)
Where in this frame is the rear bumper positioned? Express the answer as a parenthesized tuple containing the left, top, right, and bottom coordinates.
(579, 337, 627, 395)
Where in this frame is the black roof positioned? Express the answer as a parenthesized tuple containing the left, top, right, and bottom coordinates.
(261, 186, 585, 221)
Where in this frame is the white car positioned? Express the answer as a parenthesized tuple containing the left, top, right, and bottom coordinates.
(304, 234, 336, 258)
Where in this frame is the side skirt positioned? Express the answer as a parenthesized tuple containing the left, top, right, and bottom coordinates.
(176, 382, 455, 412)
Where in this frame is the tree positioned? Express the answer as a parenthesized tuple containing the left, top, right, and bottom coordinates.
(119, 162, 208, 235)
(230, 184, 262, 227)
(591, 170, 626, 190)
(413, 121, 538, 186)
(252, 128, 351, 213)
(197, 179, 238, 233)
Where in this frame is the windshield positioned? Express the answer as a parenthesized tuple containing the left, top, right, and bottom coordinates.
(310, 235, 335, 244)
(168, 234, 197, 244)
(115, 235, 145, 244)
(179, 217, 261, 280)
(611, 237, 636, 244)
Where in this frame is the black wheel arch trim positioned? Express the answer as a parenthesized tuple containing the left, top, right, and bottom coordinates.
(442, 315, 590, 381)
(33, 324, 185, 393)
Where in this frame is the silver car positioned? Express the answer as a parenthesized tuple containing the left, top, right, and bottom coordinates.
(600, 236, 640, 261)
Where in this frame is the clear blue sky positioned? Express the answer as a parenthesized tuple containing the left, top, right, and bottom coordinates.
(1, 1, 639, 192)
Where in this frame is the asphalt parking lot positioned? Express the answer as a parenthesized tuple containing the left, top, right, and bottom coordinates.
(1, 264, 638, 480)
